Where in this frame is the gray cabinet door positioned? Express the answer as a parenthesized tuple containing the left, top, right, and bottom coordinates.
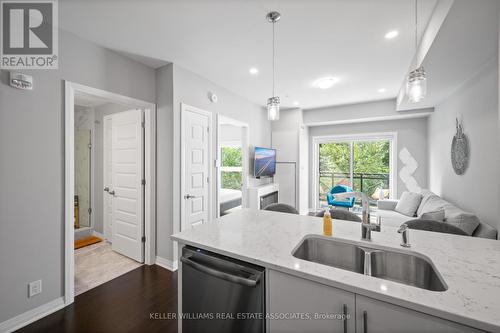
(355, 295, 486, 333)
(269, 270, 355, 333)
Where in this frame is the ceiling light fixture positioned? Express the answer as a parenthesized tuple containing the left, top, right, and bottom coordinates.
(293, 101, 299, 106)
(249, 67, 259, 75)
(266, 11, 281, 121)
(315, 77, 339, 89)
(384, 30, 399, 39)
(378, 88, 387, 93)
(406, 0, 427, 103)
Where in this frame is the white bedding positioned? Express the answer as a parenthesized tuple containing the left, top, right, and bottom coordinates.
(220, 188, 242, 203)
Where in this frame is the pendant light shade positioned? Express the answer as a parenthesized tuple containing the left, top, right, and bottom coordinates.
(406, 66, 427, 103)
(266, 11, 280, 121)
(267, 96, 280, 121)
(406, 0, 427, 103)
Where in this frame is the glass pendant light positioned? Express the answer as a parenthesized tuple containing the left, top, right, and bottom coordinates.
(266, 11, 280, 121)
(406, 0, 427, 103)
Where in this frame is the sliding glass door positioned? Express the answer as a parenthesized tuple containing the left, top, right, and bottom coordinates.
(316, 134, 394, 207)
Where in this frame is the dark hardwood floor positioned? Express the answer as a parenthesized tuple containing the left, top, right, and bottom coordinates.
(18, 265, 178, 333)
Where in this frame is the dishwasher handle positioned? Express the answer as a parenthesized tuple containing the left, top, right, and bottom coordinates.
(181, 255, 260, 288)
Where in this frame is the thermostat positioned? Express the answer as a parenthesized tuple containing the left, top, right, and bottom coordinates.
(10, 72, 33, 90)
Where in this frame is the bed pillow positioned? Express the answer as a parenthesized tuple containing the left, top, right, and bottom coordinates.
(395, 191, 422, 217)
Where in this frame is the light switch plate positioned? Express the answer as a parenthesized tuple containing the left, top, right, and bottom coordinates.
(28, 280, 42, 297)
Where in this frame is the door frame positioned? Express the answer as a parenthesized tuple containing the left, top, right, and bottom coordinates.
(64, 81, 156, 306)
(102, 114, 112, 240)
(216, 115, 250, 217)
(180, 103, 213, 232)
(311, 132, 398, 210)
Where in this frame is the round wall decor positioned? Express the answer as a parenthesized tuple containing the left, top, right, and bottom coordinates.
(451, 118, 469, 175)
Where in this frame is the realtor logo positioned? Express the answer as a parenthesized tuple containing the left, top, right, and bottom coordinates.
(1, 0, 58, 69)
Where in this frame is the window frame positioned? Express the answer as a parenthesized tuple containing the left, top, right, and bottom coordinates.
(312, 132, 398, 210)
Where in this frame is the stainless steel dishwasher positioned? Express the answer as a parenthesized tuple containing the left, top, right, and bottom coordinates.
(181, 246, 265, 333)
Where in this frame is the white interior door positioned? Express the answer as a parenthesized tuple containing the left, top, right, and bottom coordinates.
(182, 106, 211, 229)
(109, 109, 144, 262)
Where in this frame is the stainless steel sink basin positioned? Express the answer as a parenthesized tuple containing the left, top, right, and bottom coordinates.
(292, 237, 364, 274)
(292, 236, 447, 292)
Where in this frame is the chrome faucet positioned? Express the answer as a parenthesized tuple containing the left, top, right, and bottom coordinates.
(334, 191, 380, 240)
(398, 224, 411, 247)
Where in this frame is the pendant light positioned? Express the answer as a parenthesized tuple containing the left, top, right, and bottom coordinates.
(406, 0, 427, 103)
(266, 11, 281, 121)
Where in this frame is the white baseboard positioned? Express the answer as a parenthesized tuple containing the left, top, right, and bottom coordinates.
(155, 256, 178, 271)
(92, 230, 105, 239)
(0, 297, 65, 333)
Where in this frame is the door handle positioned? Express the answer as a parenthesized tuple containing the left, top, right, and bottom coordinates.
(104, 186, 109, 192)
(184, 194, 196, 199)
(362, 310, 368, 333)
(108, 190, 116, 196)
(342, 304, 348, 333)
(180, 255, 260, 287)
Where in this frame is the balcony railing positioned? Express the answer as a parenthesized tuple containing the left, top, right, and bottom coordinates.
(319, 171, 390, 202)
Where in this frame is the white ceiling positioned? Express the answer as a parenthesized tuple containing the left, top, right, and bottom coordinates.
(60, 0, 438, 110)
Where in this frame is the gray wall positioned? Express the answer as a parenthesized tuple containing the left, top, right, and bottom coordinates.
(154, 64, 271, 262)
(428, 57, 499, 229)
(309, 117, 429, 205)
(92, 103, 131, 235)
(155, 64, 174, 263)
(0, 30, 155, 323)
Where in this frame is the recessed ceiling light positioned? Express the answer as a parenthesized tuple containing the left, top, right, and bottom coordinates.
(249, 67, 259, 75)
(293, 101, 299, 106)
(378, 88, 387, 93)
(314, 77, 339, 89)
(384, 30, 399, 39)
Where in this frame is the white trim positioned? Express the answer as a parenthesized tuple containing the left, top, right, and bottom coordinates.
(0, 297, 64, 333)
(311, 132, 398, 209)
(180, 103, 213, 231)
(102, 114, 113, 240)
(304, 112, 432, 127)
(155, 256, 179, 272)
(92, 230, 105, 239)
(216, 115, 250, 217)
(64, 81, 156, 307)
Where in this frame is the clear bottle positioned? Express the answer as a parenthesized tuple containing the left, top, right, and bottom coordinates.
(323, 208, 332, 236)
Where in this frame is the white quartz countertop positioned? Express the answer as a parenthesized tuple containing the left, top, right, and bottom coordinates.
(171, 209, 500, 332)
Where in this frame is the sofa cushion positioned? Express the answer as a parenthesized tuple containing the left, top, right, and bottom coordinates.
(377, 209, 411, 228)
(419, 208, 445, 222)
(417, 193, 447, 216)
(395, 192, 422, 217)
(416, 190, 437, 216)
(444, 206, 480, 236)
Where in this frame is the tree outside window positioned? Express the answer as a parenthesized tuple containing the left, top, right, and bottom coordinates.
(221, 146, 242, 190)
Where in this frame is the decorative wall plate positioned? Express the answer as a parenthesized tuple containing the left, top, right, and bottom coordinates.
(451, 119, 469, 175)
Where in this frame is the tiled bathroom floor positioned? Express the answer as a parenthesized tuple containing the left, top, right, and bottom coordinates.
(75, 241, 143, 295)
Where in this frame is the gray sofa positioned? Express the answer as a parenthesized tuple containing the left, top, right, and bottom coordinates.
(377, 190, 497, 239)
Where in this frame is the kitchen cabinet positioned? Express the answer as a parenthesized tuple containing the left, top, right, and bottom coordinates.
(355, 295, 485, 333)
(268, 270, 486, 333)
(268, 269, 355, 333)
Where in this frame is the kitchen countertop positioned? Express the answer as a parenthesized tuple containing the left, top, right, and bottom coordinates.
(171, 209, 500, 332)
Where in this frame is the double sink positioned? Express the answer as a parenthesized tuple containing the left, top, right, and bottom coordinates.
(292, 236, 447, 292)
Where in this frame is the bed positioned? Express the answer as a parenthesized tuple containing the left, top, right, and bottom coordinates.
(219, 188, 242, 215)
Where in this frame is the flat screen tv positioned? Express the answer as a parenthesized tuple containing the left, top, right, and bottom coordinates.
(254, 147, 276, 178)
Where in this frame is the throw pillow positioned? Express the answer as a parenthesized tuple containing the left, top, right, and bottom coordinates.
(395, 191, 423, 217)
(419, 209, 445, 222)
